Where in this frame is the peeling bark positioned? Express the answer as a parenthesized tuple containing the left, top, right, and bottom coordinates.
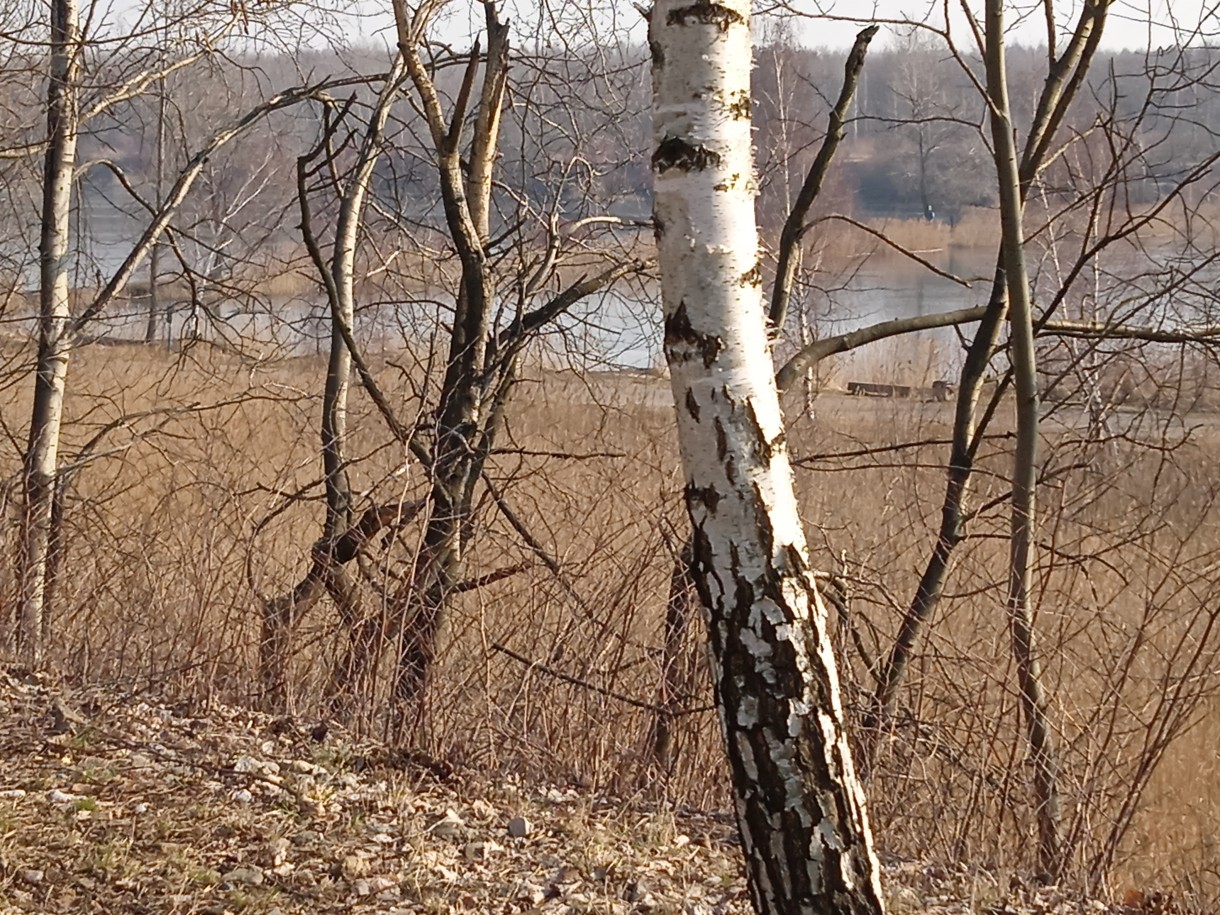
(651, 3, 885, 912)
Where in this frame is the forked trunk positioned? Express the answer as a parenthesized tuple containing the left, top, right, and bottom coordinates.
(261, 64, 405, 711)
(388, 4, 509, 719)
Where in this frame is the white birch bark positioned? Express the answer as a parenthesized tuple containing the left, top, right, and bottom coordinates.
(19, 0, 80, 665)
(651, 3, 885, 912)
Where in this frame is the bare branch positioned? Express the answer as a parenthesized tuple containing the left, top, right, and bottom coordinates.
(769, 25, 878, 330)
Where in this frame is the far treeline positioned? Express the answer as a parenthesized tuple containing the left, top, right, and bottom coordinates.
(5, 35, 1215, 264)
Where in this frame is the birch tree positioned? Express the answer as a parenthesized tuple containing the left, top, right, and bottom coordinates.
(651, 3, 885, 912)
(18, 0, 81, 665)
(14, 0, 351, 666)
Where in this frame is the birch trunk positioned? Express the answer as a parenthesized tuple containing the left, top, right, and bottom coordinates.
(985, 0, 1063, 877)
(651, 3, 885, 912)
(145, 84, 166, 344)
(19, 0, 80, 665)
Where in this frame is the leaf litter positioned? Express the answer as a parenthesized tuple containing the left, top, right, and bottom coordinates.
(0, 667, 1167, 914)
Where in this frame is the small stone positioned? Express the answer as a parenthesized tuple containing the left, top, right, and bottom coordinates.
(463, 840, 504, 861)
(353, 878, 372, 896)
(507, 816, 531, 838)
(232, 789, 254, 804)
(223, 866, 264, 887)
(19, 869, 44, 885)
(133, 802, 149, 815)
(0, 789, 26, 799)
(233, 755, 280, 776)
(263, 837, 291, 867)
(341, 854, 370, 878)
(428, 809, 466, 837)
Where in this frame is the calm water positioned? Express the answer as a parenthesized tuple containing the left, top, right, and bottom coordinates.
(10, 198, 1215, 384)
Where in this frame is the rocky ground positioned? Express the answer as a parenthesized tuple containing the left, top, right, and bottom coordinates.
(0, 667, 1169, 914)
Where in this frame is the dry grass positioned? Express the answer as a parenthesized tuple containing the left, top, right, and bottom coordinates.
(2, 331, 1220, 910)
(0, 670, 1133, 914)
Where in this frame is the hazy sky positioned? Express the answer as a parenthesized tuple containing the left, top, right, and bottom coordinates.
(787, 1, 1215, 50)
(129, 0, 1213, 56)
(322, 0, 1217, 54)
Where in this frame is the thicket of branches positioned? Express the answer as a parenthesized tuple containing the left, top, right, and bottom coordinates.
(4, 0, 1220, 908)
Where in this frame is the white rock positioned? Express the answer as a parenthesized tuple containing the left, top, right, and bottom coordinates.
(0, 789, 27, 799)
(263, 837, 291, 867)
(233, 755, 280, 776)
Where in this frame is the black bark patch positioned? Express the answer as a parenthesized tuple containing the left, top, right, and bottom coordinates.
(714, 416, 727, 460)
(726, 90, 751, 120)
(686, 482, 721, 515)
(653, 136, 722, 174)
(742, 400, 777, 464)
(666, 2, 744, 32)
(665, 300, 724, 368)
(685, 389, 701, 421)
(750, 481, 776, 562)
(649, 38, 664, 67)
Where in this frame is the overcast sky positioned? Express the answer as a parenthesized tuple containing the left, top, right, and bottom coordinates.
(786, 0, 1215, 51)
(144, 0, 1214, 57)
(320, 0, 1217, 54)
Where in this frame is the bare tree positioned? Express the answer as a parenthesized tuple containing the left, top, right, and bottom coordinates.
(259, 59, 411, 711)
(984, 0, 1063, 876)
(14, 0, 361, 665)
(18, 0, 81, 665)
(651, 3, 885, 912)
